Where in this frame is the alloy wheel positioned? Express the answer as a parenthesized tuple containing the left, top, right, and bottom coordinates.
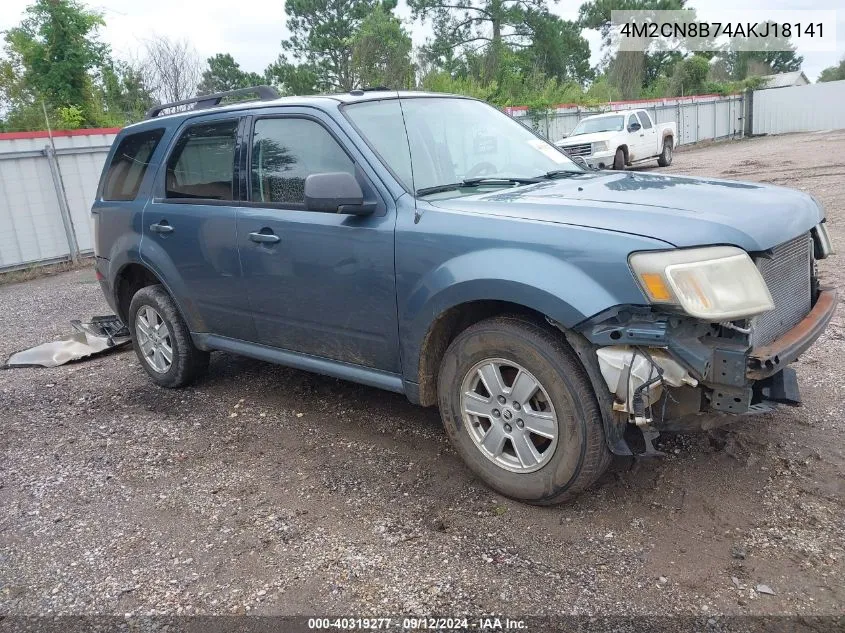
(135, 305, 173, 374)
(460, 358, 559, 473)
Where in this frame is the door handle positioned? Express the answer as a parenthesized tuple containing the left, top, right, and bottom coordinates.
(150, 222, 174, 234)
(249, 231, 280, 244)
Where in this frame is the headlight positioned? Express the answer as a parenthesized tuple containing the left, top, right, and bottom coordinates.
(592, 141, 608, 153)
(629, 246, 774, 320)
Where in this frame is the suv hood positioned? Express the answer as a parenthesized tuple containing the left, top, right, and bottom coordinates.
(556, 131, 617, 146)
(429, 171, 823, 251)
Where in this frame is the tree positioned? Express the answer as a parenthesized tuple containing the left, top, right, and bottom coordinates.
(520, 11, 592, 84)
(198, 53, 263, 95)
(1, 0, 107, 125)
(409, 0, 546, 83)
(264, 57, 319, 95)
(718, 23, 803, 80)
(351, 8, 414, 89)
(283, 0, 399, 92)
(668, 53, 709, 95)
(141, 35, 201, 104)
(818, 57, 845, 83)
(577, 0, 688, 99)
(96, 59, 155, 124)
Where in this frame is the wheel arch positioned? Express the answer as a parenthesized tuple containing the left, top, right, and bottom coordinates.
(401, 250, 622, 406)
(112, 260, 198, 333)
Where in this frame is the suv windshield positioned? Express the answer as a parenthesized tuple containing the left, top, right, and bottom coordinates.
(569, 116, 624, 136)
(345, 97, 579, 195)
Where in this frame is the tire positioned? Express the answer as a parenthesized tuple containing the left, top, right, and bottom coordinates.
(612, 148, 626, 170)
(657, 138, 673, 167)
(128, 284, 209, 388)
(437, 316, 612, 505)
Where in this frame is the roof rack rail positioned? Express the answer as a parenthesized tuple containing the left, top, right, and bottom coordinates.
(145, 85, 281, 119)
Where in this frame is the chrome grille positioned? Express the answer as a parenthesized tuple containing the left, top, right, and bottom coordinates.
(559, 142, 591, 157)
(750, 233, 812, 347)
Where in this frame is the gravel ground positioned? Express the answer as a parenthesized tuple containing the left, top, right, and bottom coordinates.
(1, 131, 844, 620)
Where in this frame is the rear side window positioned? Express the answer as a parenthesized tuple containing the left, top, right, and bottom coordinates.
(102, 129, 164, 201)
(166, 120, 238, 200)
(637, 112, 653, 129)
(250, 118, 354, 206)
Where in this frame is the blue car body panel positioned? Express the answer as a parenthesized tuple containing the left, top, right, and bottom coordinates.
(92, 92, 823, 406)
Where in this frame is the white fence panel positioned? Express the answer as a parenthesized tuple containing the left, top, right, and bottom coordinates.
(0, 154, 69, 267)
(753, 81, 845, 135)
(0, 129, 116, 271)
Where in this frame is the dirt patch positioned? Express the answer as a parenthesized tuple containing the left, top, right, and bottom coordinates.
(1, 131, 844, 618)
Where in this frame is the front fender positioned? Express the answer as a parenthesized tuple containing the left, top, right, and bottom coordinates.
(399, 247, 645, 382)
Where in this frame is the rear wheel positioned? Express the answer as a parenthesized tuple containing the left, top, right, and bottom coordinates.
(437, 316, 611, 505)
(128, 285, 209, 388)
(657, 138, 673, 167)
(613, 148, 626, 170)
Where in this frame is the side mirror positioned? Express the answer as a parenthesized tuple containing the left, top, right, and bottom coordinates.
(628, 121, 641, 132)
(304, 172, 375, 215)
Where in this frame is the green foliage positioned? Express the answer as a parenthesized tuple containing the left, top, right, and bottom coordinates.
(198, 53, 263, 95)
(519, 11, 593, 84)
(409, 0, 546, 83)
(95, 60, 154, 125)
(57, 105, 84, 129)
(283, 0, 399, 91)
(817, 57, 845, 83)
(2, 0, 106, 125)
(351, 8, 414, 89)
(717, 23, 803, 80)
(264, 58, 320, 95)
(668, 54, 709, 96)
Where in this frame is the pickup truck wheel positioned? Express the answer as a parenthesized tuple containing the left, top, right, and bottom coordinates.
(128, 285, 209, 388)
(437, 316, 611, 505)
(657, 139, 673, 167)
(612, 148, 625, 170)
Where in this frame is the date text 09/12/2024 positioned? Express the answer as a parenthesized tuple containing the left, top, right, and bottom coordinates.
(307, 617, 528, 630)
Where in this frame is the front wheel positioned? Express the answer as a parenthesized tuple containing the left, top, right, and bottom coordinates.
(437, 316, 611, 505)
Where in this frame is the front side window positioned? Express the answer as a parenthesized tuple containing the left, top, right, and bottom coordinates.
(628, 113, 639, 129)
(342, 100, 413, 189)
(165, 120, 238, 200)
(251, 118, 354, 206)
(637, 112, 653, 129)
(102, 129, 164, 201)
(346, 97, 578, 195)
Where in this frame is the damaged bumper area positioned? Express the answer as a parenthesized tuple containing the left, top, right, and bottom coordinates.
(4, 316, 130, 369)
(577, 287, 837, 449)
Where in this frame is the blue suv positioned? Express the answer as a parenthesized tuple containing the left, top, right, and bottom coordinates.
(93, 87, 836, 504)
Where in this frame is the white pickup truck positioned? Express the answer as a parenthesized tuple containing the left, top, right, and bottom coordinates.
(555, 110, 676, 170)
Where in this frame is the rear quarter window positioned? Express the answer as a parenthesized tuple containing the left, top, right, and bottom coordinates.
(102, 129, 165, 201)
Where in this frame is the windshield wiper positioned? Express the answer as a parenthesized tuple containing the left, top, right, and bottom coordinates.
(542, 169, 582, 179)
(416, 176, 542, 197)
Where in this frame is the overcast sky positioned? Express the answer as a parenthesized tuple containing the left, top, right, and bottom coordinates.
(0, 0, 842, 83)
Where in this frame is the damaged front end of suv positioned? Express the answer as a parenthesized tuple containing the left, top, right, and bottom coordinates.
(563, 223, 836, 457)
